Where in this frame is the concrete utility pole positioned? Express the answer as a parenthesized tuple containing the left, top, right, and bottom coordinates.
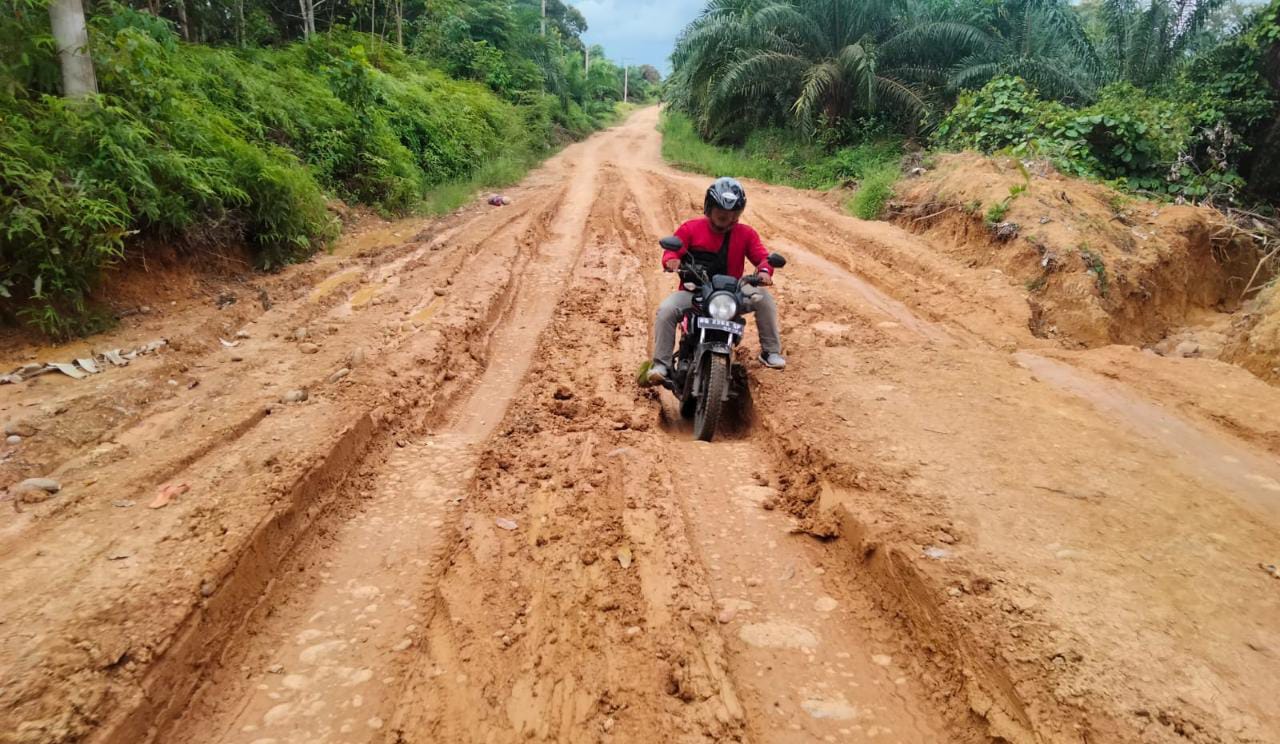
(48, 0, 97, 97)
(622, 59, 629, 103)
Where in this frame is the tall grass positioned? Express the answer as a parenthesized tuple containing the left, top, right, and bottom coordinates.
(659, 111, 902, 219)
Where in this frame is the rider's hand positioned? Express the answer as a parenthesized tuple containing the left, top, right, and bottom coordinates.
(664, 258, 681, 272)
(755, 271, 773, 286)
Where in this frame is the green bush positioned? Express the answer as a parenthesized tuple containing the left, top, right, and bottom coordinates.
(2, 3, 601, 335)
(849, 163, 899, 220)
(933, 73, 1275, 202)
(661, 110, 902, 193)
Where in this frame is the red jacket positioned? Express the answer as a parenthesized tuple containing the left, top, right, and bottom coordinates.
(662, 218, 773, 285)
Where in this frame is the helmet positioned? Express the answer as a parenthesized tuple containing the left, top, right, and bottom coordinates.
(704, 177, 746, 215)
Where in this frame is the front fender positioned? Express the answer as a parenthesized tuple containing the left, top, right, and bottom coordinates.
(691, 344, 733, 399)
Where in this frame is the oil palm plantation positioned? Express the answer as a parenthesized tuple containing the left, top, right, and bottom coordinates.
(669, 0, 988, 140)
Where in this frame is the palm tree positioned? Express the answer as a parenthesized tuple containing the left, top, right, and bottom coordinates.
(672, 0, 989, 139)
(1093, 0, 1226, 87)
(948, 0, 1099, 102)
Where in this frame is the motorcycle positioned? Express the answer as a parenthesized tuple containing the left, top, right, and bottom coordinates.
(655, 235, 786, 442)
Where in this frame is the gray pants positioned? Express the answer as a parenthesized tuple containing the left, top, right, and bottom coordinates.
(652, 286, 781, 366)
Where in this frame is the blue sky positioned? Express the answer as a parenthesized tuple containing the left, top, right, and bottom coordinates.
(572, 0, 705, 72)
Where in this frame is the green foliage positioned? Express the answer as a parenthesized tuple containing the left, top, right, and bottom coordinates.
(661, 111, 903, 194)
(0, 2, 628, 336)
(934, 73, 1273, 203)
(849, 164, 900, 220)
(1079, 246, 1109, 296)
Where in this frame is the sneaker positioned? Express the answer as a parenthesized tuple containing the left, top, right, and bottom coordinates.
(759, 352, 786, 369)
(647, 361, 670, 385)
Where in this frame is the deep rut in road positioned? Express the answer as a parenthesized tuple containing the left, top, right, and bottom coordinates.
(156, 130, 966, 744)
(17, 108, 1277, 744)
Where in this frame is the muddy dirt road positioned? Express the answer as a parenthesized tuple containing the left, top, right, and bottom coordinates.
(3, 107, 1280, 744)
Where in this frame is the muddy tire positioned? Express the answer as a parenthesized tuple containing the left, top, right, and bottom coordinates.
(679, 367, 697, 419)
(693, 354, 729, 441)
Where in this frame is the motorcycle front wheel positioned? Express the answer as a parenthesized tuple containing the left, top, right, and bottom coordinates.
(693, 354, 729, 442)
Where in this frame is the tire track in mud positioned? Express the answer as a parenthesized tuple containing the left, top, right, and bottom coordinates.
(611, 153, 957, 742)
(161, 146, 607, 744)
(382, 147, 959, 743)
(387, 166, 747, 743)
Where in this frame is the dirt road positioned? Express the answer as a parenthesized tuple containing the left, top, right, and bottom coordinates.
(3, 107, 1280, 744)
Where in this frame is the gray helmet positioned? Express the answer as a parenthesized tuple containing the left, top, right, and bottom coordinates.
(704, 177, 746, 214)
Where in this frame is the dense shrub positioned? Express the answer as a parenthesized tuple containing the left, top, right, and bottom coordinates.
(0, 3, 585, 335)
(933, 73, 1275, 202)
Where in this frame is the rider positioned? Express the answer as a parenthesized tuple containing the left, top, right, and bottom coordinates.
(648, 177, 785, 385)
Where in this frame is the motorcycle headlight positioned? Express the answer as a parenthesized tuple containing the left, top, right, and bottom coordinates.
(707, 292, 738, 320)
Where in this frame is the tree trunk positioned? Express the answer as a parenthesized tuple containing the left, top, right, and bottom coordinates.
(396, 0, 403, 47)
(540, 0, 546, 36)
(175, 0, 190, 41)
(236, 0, 245, 46)
(48, 0, 98, 98)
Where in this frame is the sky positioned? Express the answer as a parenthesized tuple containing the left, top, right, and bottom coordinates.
(571, 0, 705, 72)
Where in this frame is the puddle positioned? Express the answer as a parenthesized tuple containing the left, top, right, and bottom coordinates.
(349, 285, 380, 309)
(410, 298, 444, 325)
(308, 271, 362, 303)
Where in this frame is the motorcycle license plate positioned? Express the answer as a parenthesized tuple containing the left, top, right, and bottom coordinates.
(699, 317, 744, 334)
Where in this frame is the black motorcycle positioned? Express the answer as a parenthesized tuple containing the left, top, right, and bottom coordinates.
(656, 235, 785, 441)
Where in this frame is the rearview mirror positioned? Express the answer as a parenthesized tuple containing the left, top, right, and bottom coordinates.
(767, 252, 786, 268)
(659, 236, 684, 252)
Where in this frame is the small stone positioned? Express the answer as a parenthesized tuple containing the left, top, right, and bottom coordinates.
(616, 547, 633, 569)
(922, 546, 951, 560)
(281, 389, 308, 404)
(112, 500, 135, 508)
(293, 327, 309, 341)
(4, 421, 36, 437)
(16, 478, 60, 495)
(745, 577, 763, 587)
(392, 638, 412, 652)
(231, 355, 244, 362)
(761, 498, 776, 511)
(625, 626, 641, 637)
(327, 368, 351, 384)
(804, 303, 822, 313)
(871, 654, 892, 666)
(201, 580, 216, 597)
(813, 596, 838, 612)
(140, 305, 152, 313)
(6, 435, 21, 445)
(1175, 341, 1200, 358)
(495, 517, 518, 531)
(717, 608, 737, 624)
(235, 330, 251, 339)
(602, 717, 615, 732)
(267, 664, 285, 674)
(348, 348, 366, 367)
(367, 717, 384, 730)
(433, 287, 450, 297)
(299, 343, 320, 355)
